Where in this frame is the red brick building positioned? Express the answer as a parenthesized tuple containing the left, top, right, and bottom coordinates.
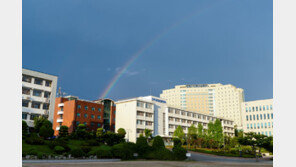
(53, 96, 116, 136)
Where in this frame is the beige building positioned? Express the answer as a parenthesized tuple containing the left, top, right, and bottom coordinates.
(115, 96, 234, 143)
(160, 84, 244, 127)
(241, 99, 273, 136)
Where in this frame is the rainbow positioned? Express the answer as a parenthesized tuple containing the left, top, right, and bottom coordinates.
(100, 1, 223, 99)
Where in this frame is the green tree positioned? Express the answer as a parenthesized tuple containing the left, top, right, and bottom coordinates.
(59, 125, 69, 138)
(22, 120, 29, 137)
(188, 124, 197, 147)
(213, 119, 224, 148)
(117, 128, 126, 137)
(39, 125, 54, 139)
(173, 126, 185, 144)
(197, 123, 204, 137)
(152, 136, 165, 150)
(144, 129, 152, 140)
(33, 116, 49, 133)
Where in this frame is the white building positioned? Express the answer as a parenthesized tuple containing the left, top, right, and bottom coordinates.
(115, 96, 234, 143)
(22, 68, 58, 127)
(160, 84, 245, 128)
(241, 99, 273, 136)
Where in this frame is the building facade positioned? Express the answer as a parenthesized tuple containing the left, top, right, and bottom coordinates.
(115, 96, 234, 143)
(160, 84, 244, 128)
(53, 96, 116, 136)
(22, 68, 58, 127)
(241, 99, 273, 136)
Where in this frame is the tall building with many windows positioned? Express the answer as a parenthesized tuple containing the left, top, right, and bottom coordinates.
(115, 96, 234, 143)
(53, 96, 116, 136)
(160, 84, 244, 127)
(241, 99, 273, 136)
(22, 68, 58, 127)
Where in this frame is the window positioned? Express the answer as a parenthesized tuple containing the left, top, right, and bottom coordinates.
(22, 100, 29, 107)
(34, 78, 43, 85)
(249, 107, 251, 112)
(270, 105, 273, 110)
(97, 115, 101, 119)
(265, 123, 267, 128)
(264, 114, 266, 120)
(84, 114, 88, 118)
(256, 107, 258, 111)
(261, 123, 263, 128)
(22, 75, 32, 83)
(97, 123, 101, 127)
(252, 107, 255, 111)
(91, 107, 95, 111)
(246, 107, 248, 112)
(268, 122, 271, 128)
(146, 103, 152, 109)
(84, 106, 88, 110)
(260, 114, 262, 120)
(269, 131, 272, 136)
(257, 123, 260, 129)
(33, 90, 42, 97)
(247, 124, 249, 129)
(98, 108, 101, 112)
(267, 114, 270, 119)
(91, 122, 95, 126)
(246, 115, 248, 121)
(22, 112, 28, 120)
(250, 124, 253, 129)
(84, 122, 87, 125)
(76, 121, 80, 125)
(259, 106, 262, 111)
(253, 115, 256, 120)
(45, 80, 52, 87)
(22, 87, 30, 95)
(257, 114, 259, 120)
(266, 105, 269, 110)
(254, 123, 256, 129)
(30, 114, 39, 120)
(43, 103, 49, 110)
(263, 106, 265, 111)
(250, 115, 252, 121)
(31, 101, 41, 109)
(91, 115, 94, 119)
(77, 105, 81, 109)
(271, 113, 273, 119)
(77, 113, 81, 117)
(137, 101, 144, 107)
(44, 91, 51, 98)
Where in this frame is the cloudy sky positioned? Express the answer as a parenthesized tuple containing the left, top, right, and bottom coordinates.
(23, 0, 273, 101)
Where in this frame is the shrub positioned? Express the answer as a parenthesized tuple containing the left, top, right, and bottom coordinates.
(37, 152, 45, 159)
(173, 138, 182, 148)
(136, 136, 151, 157)
(173, 146, 187, 160)
(81, 146, 91, 154)
(70, 148, 86, 158)
(112, 142, 137, 160)
(84, 139, 100, 146)
(54, 146, 65, 154)
(27, 149, 38, 156)
(39, 125, 54, 139)
(59, 126, 69, 138)
(22, 121, 29, 137)
(25, 136, 44, 145)
(152, 136, 165, 150)
(145, 148, 174, 160)
(95, 145, 113, 158)
(47, 138, 70, 152)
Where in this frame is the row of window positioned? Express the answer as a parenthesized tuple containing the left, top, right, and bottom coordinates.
(255, 131, 272, 136)
(136, 120, 153, 126)
(246, 113, 273, 121)
(77, 105, 102, 112)
(76, 113, 102, 120)
(137, 101, 152, 109)
(22, 100, 49, 110)
(22, 75, 52, 87)
(247, 122, 273, 129)
(76, 121, 102, 127)
(136, 111, 153, 117)
(22, 87, 51, 98)
(22, 112, 40, 120)
(245, 105, 273, 112)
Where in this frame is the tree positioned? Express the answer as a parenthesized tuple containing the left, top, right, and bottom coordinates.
(213, 119, 224, 148)
(144, 129, 152, 141)
(33, 116, 48, 133)
(39, 125, 54, 139)
(238, 132, 270, 155)
(59, 125, 69, 138)
(22, 120, 29, 137)
(117, 128, 126, 138)
(173, 126, 185, 144)
(188, 124, 197, 147)
(197, 123, 204, 138)
(152, 136, 165, 150)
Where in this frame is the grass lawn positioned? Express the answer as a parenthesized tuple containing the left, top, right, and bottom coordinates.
(22, 141, 54, 155)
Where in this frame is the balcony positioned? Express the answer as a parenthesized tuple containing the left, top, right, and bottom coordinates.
(57, 110, 64, 115)
(58, 103, 64, 107)
(57, 119, 63, 123)
(56, 126, 60, 131)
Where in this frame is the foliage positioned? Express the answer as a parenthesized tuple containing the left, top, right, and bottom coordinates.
(136, 136, 151, 157)
(112, 142, 137, 160)
(104, 131, 125, 146)
(172, 146, 187, 160)
(145, 148, 174, 160)
(25, 135, 45, 145)
(33, 116, 46, 133)
(152, 136, 165, 150)
(39, 125, 54, 139)
(188, 124, 197, 146)
(117, 128, 126, 138)
(59, 125, 69, 138)
(94, 145, 113, 158)
(47, 138, 70, 152)
(70, 148, 86, 158)
(54, 146, 65, 154)
(173, 126, 185, 144)
(71, 124, 91, 140)
(173, 138, 182, 148)
(22, 121, 29, 137)
(144, 129, 153, 141)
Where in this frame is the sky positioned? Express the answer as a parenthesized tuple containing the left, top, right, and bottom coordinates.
(23, 0, 273, 101)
